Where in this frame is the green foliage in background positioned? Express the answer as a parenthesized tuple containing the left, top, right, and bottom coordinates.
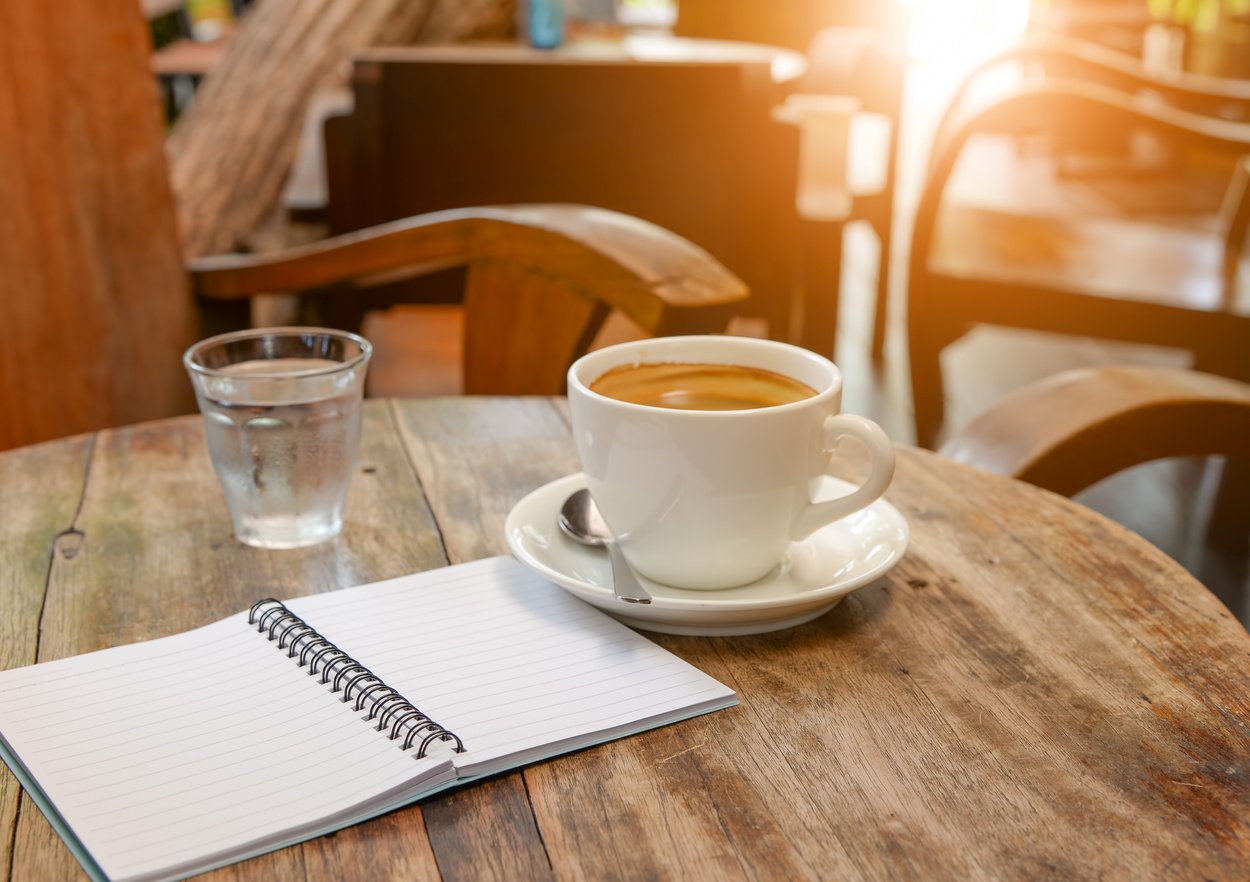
(1147, 0, 1250, 31)
(149, 10, 182, 49)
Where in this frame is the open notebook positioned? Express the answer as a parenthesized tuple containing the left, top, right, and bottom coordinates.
(0, 556, 736, 882)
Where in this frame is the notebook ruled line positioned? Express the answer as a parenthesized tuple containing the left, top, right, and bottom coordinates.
(0, 555, 737, 882)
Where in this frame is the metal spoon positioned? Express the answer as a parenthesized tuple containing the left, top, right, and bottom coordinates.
(558, 489, 653, 604)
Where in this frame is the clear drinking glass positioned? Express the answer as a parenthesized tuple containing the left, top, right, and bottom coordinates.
(183, 327, 372, 549)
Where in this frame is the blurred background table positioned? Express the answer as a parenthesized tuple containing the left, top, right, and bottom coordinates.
(380, 35, 809, 83)
(2, 397, 1248, 880)
(307, 36, 809, 342)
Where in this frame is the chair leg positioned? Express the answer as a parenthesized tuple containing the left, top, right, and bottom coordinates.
(908, 307, 951, 450)
(798, 219, 845, 359)
(1208, 458, 1250, 551)
(1193, 350, 1250, 548)
(870, 222, 891, 364)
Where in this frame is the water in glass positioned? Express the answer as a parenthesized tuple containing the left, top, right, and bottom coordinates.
(199, 357, 362, 548)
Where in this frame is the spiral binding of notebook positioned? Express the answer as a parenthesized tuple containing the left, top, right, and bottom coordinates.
(248, 598, 464, 758)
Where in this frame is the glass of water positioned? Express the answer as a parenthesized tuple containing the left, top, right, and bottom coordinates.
(183, 327, 372, 549)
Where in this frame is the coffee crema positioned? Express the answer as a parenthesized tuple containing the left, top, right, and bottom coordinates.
(589, 361, 818, 411)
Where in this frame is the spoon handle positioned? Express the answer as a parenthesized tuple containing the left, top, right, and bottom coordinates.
(606, 541, 652, 604)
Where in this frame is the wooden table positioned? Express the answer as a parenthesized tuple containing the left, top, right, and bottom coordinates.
(290, 35, 806, 219)
(378, 35, 808, 84)
(282, 33, 805, 221)
(3, 399, 1249, 880)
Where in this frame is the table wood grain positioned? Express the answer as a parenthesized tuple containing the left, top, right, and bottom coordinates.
(2, 398, 1248, 881)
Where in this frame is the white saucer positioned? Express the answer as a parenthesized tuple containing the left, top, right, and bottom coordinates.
(504, 473, 909, 636)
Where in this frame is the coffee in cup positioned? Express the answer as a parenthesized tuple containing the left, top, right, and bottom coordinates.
(567, 336, 895, 590)
(589, 362, 817, 411)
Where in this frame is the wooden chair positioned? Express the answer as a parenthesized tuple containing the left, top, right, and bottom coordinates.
(930, 33, 1250, 158)
(322, 49, 798, 339)
(907, 79, 1250, 451)
(941, 362, 1250, 568)
(925, 35, 1250, 212)
(940, 365, 1250, 496)
(190, 204, 749, 396)
(1, 1, 748, 452)
(6, 200, 745, 452)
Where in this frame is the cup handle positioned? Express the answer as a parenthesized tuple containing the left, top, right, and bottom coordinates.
(790, 414, 896, 542)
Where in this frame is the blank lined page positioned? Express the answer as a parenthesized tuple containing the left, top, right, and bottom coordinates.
(286, 557, 738, 775)
(0, 615, 453, 882)
(0, 557, 734, 882)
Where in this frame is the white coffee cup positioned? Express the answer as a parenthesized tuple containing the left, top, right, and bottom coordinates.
(567, 336, 895, 590)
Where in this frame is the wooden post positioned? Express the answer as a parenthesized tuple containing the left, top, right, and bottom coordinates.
(0, 0, 199, 450)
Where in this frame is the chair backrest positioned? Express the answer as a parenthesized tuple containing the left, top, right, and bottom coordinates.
(930, 34, 1250, 160)
(190, 204, 750, 395)
(0, 0, 200, 451)
(912, 79, 1250, 307)
(925, 37, 1250, 224)
(939, 366, 1250, 496)
(323, 49, 799, 337)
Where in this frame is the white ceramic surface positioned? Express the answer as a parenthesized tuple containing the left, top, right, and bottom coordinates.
(505, 472, 909, 636)
(566, 336, 896, 590)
